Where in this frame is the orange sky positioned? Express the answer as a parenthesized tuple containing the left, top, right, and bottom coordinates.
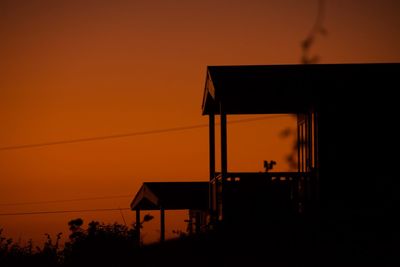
(1, 0, 400, 244)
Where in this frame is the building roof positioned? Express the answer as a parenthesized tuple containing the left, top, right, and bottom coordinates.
(201, 63, 400, 115)
(130, 182, 209, 210)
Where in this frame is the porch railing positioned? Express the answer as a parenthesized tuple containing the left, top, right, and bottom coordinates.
(210, 171, 315, 220)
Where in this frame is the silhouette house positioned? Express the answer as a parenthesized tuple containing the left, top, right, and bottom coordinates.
(132, 63, 399, 242)
(202, 63, 399, 232)
(130, 182, 208, 242)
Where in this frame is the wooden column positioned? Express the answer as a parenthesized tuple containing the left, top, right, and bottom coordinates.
(297, 115, 301, 173)
(160, 207, 165, 242)
(220, 108, 228, 178)
(307, 113, 313, 171)
(313, 111, 320, 209)
(135, 209, 140, 245)
(220, 105, 228, 220)
(209, 114, 215, 218)
(209, 113, 215, 181)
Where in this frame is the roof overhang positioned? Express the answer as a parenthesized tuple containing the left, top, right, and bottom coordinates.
(201, 63, 400, 115)
(130, 182, 209, 211)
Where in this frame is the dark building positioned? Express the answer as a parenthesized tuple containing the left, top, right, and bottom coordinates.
(202, 63, 400, 233)
(129, 63, 399, 266)
(132, 63, 399, 246)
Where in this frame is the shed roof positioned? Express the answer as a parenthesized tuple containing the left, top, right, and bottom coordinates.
(201, 63, 400, 115)
(130, 182, 209, 210)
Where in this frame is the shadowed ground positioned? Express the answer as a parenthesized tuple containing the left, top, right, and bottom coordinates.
(136, 219, 398, 267)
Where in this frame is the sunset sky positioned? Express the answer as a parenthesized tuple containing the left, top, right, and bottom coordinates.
(1, 0, 400, 244)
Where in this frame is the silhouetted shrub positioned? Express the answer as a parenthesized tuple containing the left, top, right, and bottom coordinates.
(62, 219, 140, 267)
(0, 215, 153, 267)
(1, 228, 61, 267)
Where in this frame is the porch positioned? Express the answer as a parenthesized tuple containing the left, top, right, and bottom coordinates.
(202, 65, 320, 223)
(210, 171, 314, 223)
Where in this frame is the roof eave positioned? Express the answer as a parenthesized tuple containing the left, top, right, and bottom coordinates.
(130, 183, 159, 210)
(202, 68, 218, 115)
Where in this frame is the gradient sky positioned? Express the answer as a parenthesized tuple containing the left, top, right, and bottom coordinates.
(1, 0, 400, 244)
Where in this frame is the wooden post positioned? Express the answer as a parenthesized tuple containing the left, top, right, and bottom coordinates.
(209, 113, 215, 219)
(220, 109, 228, 178)
(160, 207, 165, 242)
(135, 209, 140, 245)
(313, 111, 320, 210)
(220, 105, 228, 220)
(209, 113, 215, 181)
(297, 115, 301, 173)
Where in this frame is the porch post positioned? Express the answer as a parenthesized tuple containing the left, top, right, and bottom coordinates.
(160, 207, 165, 242)
(220, 104, 228, 220)
(209, 113, 216, 219)
(313, 111, 320, 209)
(209, 113, 215, 181)
(135, 209, 140, 245)
(297, 115, 301, 172)
(220, 105, 228, 179)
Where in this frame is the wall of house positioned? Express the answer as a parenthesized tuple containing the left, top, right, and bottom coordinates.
(316, 66, 399, 235)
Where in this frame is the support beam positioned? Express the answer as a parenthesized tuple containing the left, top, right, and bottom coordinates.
(313, 111, 320, 209)
(297, 115, 301, 173)
(209, 113, 216, 219)
(135, 209, 140, 245)
(220, 105, 227, 221)
(160, 207, 165, 242)
(209, 114, 215, 181)
(220, 108, 228, 178)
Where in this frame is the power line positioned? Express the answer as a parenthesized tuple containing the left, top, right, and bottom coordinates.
(0, 208, 131, 216)
(0, 195, 132, 207)
(0, 115, 291, 151)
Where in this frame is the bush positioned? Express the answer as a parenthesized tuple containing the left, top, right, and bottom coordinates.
(0, 215, 152, 267)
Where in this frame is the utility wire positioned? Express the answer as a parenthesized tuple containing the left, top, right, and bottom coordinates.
(0, 195, 132, 207)
(0, 114, 291, 151)
(0, 115, 293, 215)
(0, 208, 131, 216)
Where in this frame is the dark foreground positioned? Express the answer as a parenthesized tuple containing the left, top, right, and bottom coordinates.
(138, 222, 398, 267)
(1, 219, 398, 267)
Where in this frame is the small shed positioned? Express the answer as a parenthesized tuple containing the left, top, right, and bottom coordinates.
(130, 182, 209, 242)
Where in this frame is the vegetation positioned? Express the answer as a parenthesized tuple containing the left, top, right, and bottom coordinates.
(0, 215, 153, 267)
(1, 228, 61, 267)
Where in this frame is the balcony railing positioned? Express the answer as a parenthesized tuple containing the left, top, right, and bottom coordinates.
(210, 171, 315, 220)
